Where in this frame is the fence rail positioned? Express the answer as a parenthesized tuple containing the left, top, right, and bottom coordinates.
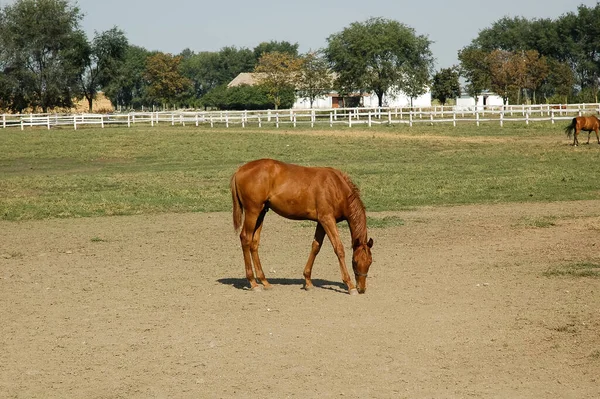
(2, 104, 599, 130)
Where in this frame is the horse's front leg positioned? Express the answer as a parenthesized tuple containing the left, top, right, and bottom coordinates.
(321, 219, 358, 295)
(303, 223, 325, 290)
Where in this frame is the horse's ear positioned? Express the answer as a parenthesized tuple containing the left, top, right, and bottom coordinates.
(367, 238, 374, 248)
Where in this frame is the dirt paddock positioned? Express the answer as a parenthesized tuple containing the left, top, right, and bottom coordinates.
(1, 201, 599, 398)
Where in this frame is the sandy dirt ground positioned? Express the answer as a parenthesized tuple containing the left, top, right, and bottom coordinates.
(1, 200, 599, 398)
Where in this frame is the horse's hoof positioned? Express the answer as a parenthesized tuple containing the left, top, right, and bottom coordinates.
(349, 288, 359, 296)
(251, 285, 263, 292)
(304, 285, 314, 291)
(262, 284, 273, 290)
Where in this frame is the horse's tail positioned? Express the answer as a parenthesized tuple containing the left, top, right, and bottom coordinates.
(564, 118, 576, 138)
(230, 173, 244, 233)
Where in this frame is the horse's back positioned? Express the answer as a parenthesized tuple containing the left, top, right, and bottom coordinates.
(576, 115, 600, 131)
(233, 159, 349, 220)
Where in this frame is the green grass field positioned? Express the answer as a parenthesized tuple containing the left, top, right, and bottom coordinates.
(1, 122, 598, 221)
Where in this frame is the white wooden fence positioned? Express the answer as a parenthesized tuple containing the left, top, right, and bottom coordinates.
(1, 104, 598, 130)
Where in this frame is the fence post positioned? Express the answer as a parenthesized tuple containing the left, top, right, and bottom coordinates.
(551, 111, 555, 124)
(388, 110, 392, 125)
(500, 111, 503, 127)
(329, 112, 333, 128)
(526, 112, 529, 125)
(368, 112, 372, 127)
(73, 115, 77, 130)
(349, 111, 352, 128)
(409, 111, 413, 127)
(453, 111, 456, 127)
(476, 111, 480, 127)
(276, 112, 279, 128)
(311, 109, 315, 128)
(101, 115, 104, 129)
(2, 114, 5, 128)
(127, 114, 131, 128)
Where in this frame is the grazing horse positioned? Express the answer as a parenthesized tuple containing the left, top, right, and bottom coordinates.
(230, 159, 374, 295)
(564, 115, 600, 146)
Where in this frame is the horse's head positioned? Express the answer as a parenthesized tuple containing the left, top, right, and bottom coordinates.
(352, 237, 374, 294)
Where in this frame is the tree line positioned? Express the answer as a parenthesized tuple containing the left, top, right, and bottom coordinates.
(448, 4, 600, 105)
(1, 0, 598, 113)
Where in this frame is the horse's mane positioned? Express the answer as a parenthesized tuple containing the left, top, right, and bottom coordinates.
(341, 173, 367, 245)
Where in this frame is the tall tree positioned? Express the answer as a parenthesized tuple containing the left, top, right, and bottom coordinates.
(144, 52, 191, 109)
(431, 67, 461, 105)
(0, 0, 87, 112)
(542, 59, 574, 103)
(324, 17, 434, 107)
(296, 51, 333, 108)
(458, 47, 491, 104)
(254, 51, 303, 109)
(253, 41, 299, 61)
(522, 50, 549, 104)
(103, 45, 152, 110)
(78, 27, 128, 112)
(486, 50, 522, 105)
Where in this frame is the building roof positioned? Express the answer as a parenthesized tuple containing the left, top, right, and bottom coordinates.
(227, 73, 266, 88)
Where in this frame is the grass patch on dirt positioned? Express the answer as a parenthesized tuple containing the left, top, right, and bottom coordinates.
(1, 123, 599, 220)
(544, 261, 600, 278)
(518, 216, 558, 228)
(367, 215, 405, 228)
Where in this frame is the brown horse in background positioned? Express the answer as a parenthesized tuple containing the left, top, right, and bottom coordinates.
(564, 115, 600, 146)
(230, 159, 373, 295)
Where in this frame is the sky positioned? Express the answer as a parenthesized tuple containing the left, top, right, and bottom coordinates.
(1, 0, 598, 69)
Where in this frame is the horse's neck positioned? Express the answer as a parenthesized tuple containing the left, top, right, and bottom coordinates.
(346, 206, 368, 245)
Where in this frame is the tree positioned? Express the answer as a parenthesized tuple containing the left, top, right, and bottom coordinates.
(0, 0, 87, 112)
(144, 52, 191, 108)
(324, 17, 434, 107)
(543, 59, 574, 103)
(254, 51, 303, 109)
(486, 50, 523, 105)
(402, 63, 431, 107)
(78, 27, 128, 112)
(253, 41, 299, 61)
(522, 50, 549, 104)
(458, 47, 491, 104)
(431, 67, 461, 105)
(296, 51, 333, 108)
(103, 45, 152, 110)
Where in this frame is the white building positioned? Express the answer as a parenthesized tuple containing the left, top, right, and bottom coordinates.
(455, 91, 505, 111)
(229, 72, 432, 109)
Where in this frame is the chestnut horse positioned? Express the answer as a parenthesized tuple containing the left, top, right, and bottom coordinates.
(564, 115, 600, 146)
(230, 159, 373, 295)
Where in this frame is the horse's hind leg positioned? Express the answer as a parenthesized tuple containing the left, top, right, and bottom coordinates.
(240, 207, 271, 290)
(303, 223, 325, 290)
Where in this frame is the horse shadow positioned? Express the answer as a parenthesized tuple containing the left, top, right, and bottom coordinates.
(217, 277, 347, 294)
